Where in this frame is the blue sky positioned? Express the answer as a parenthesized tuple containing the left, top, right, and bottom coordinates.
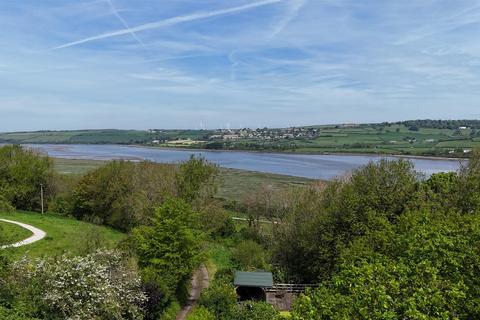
(1, 0, 480, 131)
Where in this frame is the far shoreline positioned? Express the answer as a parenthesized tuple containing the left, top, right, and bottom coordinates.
(13, 141, 468, 162)
(130, 144, 467, 162)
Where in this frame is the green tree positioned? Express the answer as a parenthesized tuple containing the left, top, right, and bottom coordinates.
(274, 159, 421, 282)
(70, 160, 177, 231)
(0, 145, 54, 211)
(423, 172, 459, 211)
(176, 156, 218, 203)
(131, 198, 204, 317)
(458, 149, 480, 213)
(291, 210, 480, 319)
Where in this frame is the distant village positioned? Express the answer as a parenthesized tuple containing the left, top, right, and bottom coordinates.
(149, 127, 330, 146)
(148, 126, 325, 145)
(206, 127, 322, 141)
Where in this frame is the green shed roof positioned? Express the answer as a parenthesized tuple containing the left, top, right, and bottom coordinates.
(234, 271, 273, 288)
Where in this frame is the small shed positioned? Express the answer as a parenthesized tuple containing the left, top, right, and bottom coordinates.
(234, 271, 273, 301)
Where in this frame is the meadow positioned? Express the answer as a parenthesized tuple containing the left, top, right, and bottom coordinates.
(284, 124, 480, 156)
(0, 220, 32, 245)
(0, 211, 125, 257)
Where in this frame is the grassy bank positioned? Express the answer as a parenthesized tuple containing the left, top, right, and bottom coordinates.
(0, 220, 33, 246)
(0, 211, 125, 257)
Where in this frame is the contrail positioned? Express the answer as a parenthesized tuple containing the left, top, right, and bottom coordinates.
(106, 0, 148, 51)
(270, 0, 306, 38)
(53, 0, 283, 50)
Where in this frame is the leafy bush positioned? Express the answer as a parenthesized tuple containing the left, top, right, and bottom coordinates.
(198, 281, 237, 319)
(186, 306, 215, 320)
(8, 250, 146, 319)
(0, 306, 39, 320)
(233, 240, 269, 271)
(229, 301, 281, 320)
(159, 301, 180, 320)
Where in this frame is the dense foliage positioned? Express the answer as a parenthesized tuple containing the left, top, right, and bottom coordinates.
(267, 150, 480, 318)
(131, 198, 205, 318)
(68, 156, 218, 231)
(1, 250, 145, 319)
(69, 160, 177, 231)
(0, 145, 54, 211)
(274, 159, 421, 282)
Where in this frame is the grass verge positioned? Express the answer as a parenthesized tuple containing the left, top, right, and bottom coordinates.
(0, 211, 125, 258)
(0, 221, 33, 246)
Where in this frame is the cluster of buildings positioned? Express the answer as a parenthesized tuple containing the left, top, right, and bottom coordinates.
(208, 127, 321, 141)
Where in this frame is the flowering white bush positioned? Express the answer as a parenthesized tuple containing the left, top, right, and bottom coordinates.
(12, 250, 146, 319)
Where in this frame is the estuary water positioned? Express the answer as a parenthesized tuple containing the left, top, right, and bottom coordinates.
(27, 144, 463, 180)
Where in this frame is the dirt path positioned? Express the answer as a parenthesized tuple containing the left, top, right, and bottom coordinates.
(176, 265, 209, 320)
(0, 218, 47, 249)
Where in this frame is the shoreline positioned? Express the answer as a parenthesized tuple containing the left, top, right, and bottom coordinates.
(130, 144, 466, 162)
(18, 142, 468, 162)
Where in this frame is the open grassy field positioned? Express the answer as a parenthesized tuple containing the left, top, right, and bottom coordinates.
(217, 168, 312, 201)
(53, 158, 315, 201)
(54, 158, 106, 174)
(0, 211, 125, 257)
(0, 220, 33, 246)
(0, 129, 214, 145)
(0, 129, 154, 144)
(288, 124, 480, 156)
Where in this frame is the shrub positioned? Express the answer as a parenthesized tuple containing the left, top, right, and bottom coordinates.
(186, 306, 215, 320)
(159, 301, 181, 320)
(233, 240, 269, 271)
(198, 281, 237, 319)
(229, 301, 281, 320)
(9, 250, 146, 319)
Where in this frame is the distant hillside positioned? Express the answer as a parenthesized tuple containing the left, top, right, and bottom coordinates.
(0, 129, 211, 144)
(2, 120, 480, 157)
